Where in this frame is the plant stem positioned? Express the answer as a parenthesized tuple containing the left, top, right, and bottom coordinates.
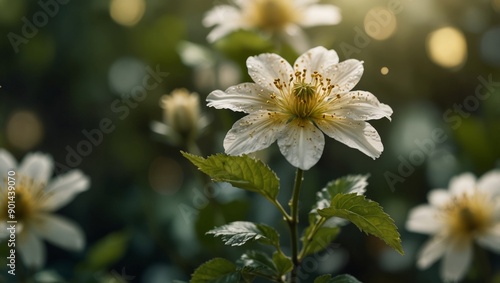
(288, 168, 304, 283)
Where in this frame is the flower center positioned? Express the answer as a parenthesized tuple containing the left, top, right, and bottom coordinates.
(272, 68, 335, 119)
(0, 177, 45, 223)
(445, 191, 493, 238)
(246, 0, 298, 31)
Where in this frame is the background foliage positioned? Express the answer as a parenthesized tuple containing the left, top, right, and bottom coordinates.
(1, 0, 500, 282)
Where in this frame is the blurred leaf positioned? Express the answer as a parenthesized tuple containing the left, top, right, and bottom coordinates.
(318, 193, 403, 255)
(207, 221, 279, 247)
(301, 227, 340, 257)
(239, 250, 277, 277)
(272, 251, 293, 276)
(314, 274, 362, 283)
(191, 258, 240, 283)
(82, 230, 130, 271)
(214, 30, 274, 65)
(182, 152, 280, 202)
(454, 118, 495, 170)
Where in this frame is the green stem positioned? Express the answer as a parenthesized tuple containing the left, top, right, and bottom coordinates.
(298, 217, 326, 260)
(288, 168, 304, 283)
(272, 199, 292, 222)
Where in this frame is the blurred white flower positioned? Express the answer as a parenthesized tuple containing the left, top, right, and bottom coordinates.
(0, 149, 89, 268)
(207, 46, 392, 170)
(150, 89, 210, 147)
(406, 170, 500, 282)
(203, 0, 341, 52)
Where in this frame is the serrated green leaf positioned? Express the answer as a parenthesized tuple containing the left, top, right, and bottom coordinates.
(301, 227, 340, 257)
(207, 221, 280, 247)
(272, 252, 293, 275)
(182, 152, 280, 201)
(239, 250, 277, 277)
(195, 199, 251, 251)
(191, 258, 240, 283)
(314, 274, 362, 283)
(313, 175, 369, 216)
(318, 193, 403, 255)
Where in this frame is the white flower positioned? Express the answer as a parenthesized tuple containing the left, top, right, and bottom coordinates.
(0, 149, 90, 268)
(203, 0, 341, 52)
(207, 46, 392, 170)
(406, 170, 500, 282)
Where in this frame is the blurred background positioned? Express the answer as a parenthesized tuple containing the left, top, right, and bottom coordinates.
(1, 0, 500, 282)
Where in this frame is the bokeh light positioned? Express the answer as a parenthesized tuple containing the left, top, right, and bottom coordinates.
(109, 0, 146, 27)
(108, 57, 146, 95)
(6, 110, 44, 151)
(148, 156, 183, 195)
(381, 66, 389, 75)
(426, 26, 467, 69)
(364, 7, 397, 40)
(480, 26, 500, 67)
(493, 0, 500, 13)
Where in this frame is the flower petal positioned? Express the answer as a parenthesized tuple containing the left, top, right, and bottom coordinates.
(416, 235, 448, 269)
(406, 205, 442, 235)
(40, 170, 90, 211)
(325, 59, 364, 93)
(207, 83, 272, 113)
(247, 53, 294, 93)
(427, 189, 451, 207)
(18, 230, 46, 268)
(448, 172, 476, 196)
(477, 224, 500, 253)
(0, 149, 17, 179)
(441, 240, 472, 282)
(32, 214, 85, 251)
(277, 119, 325, 170)
(203, 5, 243, 42)
(477, 169, 500, 198)
(294, 46, 339, 77)
(18, 152, 53, 184)
(299, 4, 341, 27)
(316, 119, 383, 159)
(224, 111, 287, 156)
(331, 91, 392, 121)
(282, 24, 310, 53)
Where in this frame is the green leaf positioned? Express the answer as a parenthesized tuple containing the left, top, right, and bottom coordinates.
(182, 152, 280, 201)
(318, 193, 403, 255)
(191, 258, 241, 283)
(207, 221, 280, 247)
(80, 230, 129, 271)
(314, 274, 362, 283)
(301, 175, 368, 257)
(314, 175, 369, 213)
(239, 250, 278, 277)
(272, 251, 293, 275)
(301, 227, 340, 257)
(195, 199, 251, 251)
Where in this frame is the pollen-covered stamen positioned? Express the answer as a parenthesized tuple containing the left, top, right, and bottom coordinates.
(445, 192, 493, 237)
(0, 177, 46, 223)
